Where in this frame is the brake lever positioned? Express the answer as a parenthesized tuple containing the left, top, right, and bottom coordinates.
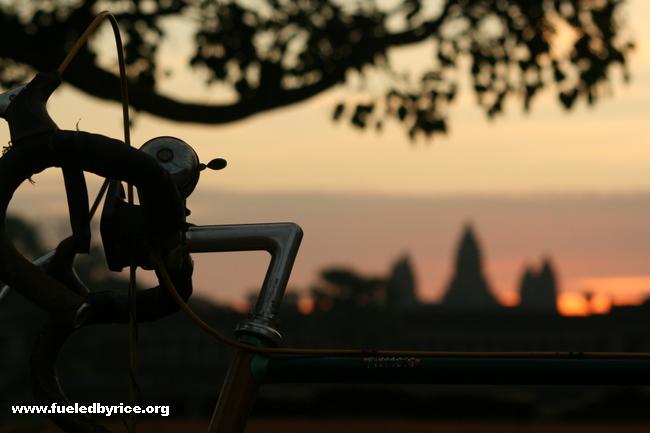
(0, 234, 92, 303)
(0, 249, 56, 303)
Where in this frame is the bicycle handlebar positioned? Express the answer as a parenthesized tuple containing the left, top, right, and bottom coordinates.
(0, 71, 192, 325)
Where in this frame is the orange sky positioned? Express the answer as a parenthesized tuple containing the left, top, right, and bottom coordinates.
(2, 0, 650, 315)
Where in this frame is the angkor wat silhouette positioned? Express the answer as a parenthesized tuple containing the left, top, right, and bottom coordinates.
(441, 224, 557, 314)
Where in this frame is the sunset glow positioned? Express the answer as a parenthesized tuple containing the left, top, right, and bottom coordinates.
(497, 291, 519, 308)
(578, 276, 650, 305)
(557, 293, 590, 316)
(557, 291, 620, 316)
(297, 297, 315, 315)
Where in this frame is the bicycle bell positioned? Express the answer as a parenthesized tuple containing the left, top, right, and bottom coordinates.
(140, 136, 201, 198)
(140, 136, 227, 199)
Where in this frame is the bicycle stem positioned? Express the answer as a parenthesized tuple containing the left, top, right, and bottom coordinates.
(184, 223, 303, 344)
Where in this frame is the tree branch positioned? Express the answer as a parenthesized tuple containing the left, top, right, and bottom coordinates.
(0, 0, 454, 125)
(62, 50, 346, 124)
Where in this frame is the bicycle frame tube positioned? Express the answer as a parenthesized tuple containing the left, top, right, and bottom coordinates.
(209, 351, 650, 433)
(207, 350, 259, 433)
(184, 223, 303, 343)
(251, 354, 650, 386)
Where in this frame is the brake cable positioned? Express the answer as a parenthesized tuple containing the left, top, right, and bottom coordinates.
(57, 11, 140, 432)
(58, 11, 127, 221)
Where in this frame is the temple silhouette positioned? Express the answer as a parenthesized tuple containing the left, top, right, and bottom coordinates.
(309, 223, 561, 313)
(518, 259, 558, 314)
(385, 255, 418, 308)
(438, 224, 559, 314)
(440, 224, 500, 310)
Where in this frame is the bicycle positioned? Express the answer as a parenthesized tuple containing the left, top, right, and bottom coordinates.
(2, 11, 650, 433)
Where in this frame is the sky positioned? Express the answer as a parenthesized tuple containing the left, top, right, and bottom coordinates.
(3, 0, 650, 316)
